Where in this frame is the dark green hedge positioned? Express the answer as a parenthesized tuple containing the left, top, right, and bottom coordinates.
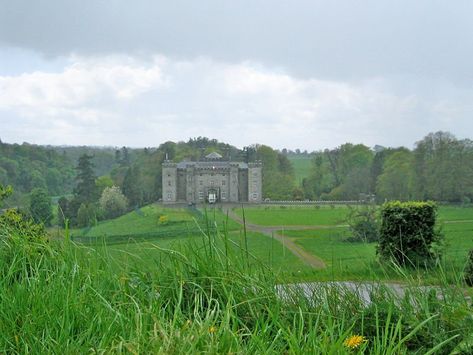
(377, 201, 442, 267)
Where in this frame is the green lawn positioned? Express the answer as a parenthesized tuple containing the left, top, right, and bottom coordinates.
(233, 205, 351, 226)
(281, 218, 473, 281)
(438, 205, 473, 221)
(71, 204, 196, 237)
(95, 229, 311, 277)
(288, 156, 313, 185)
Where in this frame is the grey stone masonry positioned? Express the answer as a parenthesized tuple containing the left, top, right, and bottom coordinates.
(162, 154, 262, 204)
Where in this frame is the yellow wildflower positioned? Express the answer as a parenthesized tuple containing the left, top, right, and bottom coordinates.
(344, 335, 366, 349)
(209, 326, 217, 334)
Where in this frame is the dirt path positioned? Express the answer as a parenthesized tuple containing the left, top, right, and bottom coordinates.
(224, 207, 326, 269)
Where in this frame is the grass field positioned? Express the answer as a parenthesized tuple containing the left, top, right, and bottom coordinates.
(233, 205, 351, 226)
(69, 204, 241, 239)
(103, 229, 311, 277)
(4, 203, 473, 352)
(66, 204, 309, 277)
(288, 156, 313, 184)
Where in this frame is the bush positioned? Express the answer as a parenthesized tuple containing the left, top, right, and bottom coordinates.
(158, 215, 169, 225)
(29, 188, 53, 226)
(346, 205, 379, 243)
(377, 201, 443, 267)
(77, 203, 97, 227)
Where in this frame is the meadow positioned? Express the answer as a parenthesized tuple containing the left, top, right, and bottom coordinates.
(232, 204, 473, 282)
(67, 203, 473, 282)
(2, 203, 473, 353)
(287, 155, 313, 184)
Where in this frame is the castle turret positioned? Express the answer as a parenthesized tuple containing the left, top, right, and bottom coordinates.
(248, 161, 262, 203)
(162, 161, 177, 203)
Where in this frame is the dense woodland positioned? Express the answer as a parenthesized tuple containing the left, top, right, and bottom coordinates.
(1, 131, 472, 226)
(302, 131, 473, 203)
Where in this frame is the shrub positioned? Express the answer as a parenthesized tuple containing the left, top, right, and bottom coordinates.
(377, 201, 443, 267)
(29, 188, 53, 226)
(158, 215, 169, 225)
(77, 203, 97, 227)
(346, 204, 379, 243)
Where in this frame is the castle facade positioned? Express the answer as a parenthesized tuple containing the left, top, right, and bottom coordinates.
(162, 152, 262, 204)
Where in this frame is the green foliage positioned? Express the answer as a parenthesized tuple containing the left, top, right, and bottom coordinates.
(0, 184, 13, 204)
(464, 249, 473, 286)
(122, 166, 142, 207)
(346, 204, 379, 243)
(95, 175, 114, 195)
(254, 145, 295, 200)
(74, 154, 98, 204)
(29, 188, 52, 226)
(376, 149, 413, 201)
(57, 196, 69, 227)
(377, 201, 443, 267)
(77, 203, 97, 227)
(0, 143, 75, 199)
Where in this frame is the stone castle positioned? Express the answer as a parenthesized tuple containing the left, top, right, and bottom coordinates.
(162, 152, 262, 204)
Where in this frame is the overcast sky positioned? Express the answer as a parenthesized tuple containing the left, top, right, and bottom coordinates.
(1, 0, 472, 151)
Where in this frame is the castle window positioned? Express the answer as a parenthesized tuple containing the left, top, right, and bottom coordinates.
(198, 191, 204, 200)
(222, 180, 226, 186)
(168, 181, 171, 186)
(221, 191, 226, 199)
(252, 193, 258, 199)
(200, 180, 203, 186)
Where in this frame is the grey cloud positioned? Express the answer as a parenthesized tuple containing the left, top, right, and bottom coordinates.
(1, 1, 473, 83)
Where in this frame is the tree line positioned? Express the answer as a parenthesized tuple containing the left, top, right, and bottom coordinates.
(302, 131, 473, 203)
(2, 131, 472, 227)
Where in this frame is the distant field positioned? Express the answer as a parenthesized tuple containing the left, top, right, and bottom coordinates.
(93, 229, 311, 277)
(279, 207, 473, 281)
(70, 204, 240, 239)
(68, 203, 473, 281)
(287, 156, 312, 184)
(233, 205, 351, 226)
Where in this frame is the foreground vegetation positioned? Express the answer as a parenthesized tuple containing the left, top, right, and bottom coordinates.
(2, 209, 473, 353)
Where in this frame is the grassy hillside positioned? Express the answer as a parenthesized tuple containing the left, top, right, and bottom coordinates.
(70, 204, 241, 240)
(288, 156, 313, 185)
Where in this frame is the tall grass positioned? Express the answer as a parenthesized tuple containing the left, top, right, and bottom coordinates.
(0, 213, 472, 353)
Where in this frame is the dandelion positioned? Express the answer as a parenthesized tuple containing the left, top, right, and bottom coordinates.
(209, 326, 217, 334)
(344, 335, 366, 349)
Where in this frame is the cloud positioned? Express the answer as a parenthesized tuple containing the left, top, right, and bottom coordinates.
(0, 56, 167, 120)
(3, 53, 469, 150)
(1, 1, 473, 85)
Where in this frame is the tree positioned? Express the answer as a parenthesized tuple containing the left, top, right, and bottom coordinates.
(346, 205, 379, 243)
(29, 188, 52, 226)
(122, 167, 141, 207)
(376, 149, 413, 201)
(74, 154, 97, 204)
(95, 175, 114, 196)
(76, 203, 97, 227)
(99, 186, 128, 219)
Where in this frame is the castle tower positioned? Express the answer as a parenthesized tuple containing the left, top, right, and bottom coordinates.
(162, 161, 177, 203)
(248, 161, 262, 203)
